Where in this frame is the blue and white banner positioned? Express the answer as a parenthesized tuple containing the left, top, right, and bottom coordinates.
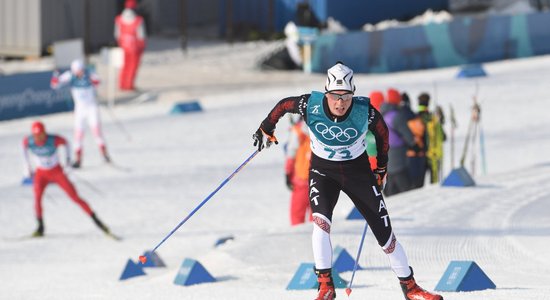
(0, 71, 73, 121)
(311, 11, 550, 74)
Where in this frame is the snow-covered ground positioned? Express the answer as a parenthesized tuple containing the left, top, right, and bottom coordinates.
(1, 39, 550, 299)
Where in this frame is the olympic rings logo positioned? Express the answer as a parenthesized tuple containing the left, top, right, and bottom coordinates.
(314, 123, 358, 142)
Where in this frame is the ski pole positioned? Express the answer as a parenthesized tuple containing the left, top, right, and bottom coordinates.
(346, 222, 369, 297)
(460, 114, 473, 168)
(469, 100, 481, 176)
(449, 104, 457, 169)
(470, 116, 479, 176)
(45, 193, 57, 204)
(105, 107, 133, 142)
(139, 150, 259, 264)
(67, 170, 106, 197)
(479, 122, 487, 175)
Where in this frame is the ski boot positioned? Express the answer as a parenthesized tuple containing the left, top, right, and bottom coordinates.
(315, 268, 336, 300)
(72, 149, 82, 168)
(90, 213, 121, 240)
(91, 213, 110, 235)
(399, 268, 443, 300)
(100, 145, 111, 163)
(32, 218, 44, 237)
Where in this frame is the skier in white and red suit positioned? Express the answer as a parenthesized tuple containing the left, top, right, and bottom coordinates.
(22, 121, 111, 237)
(50, 59, 110, 168)
(114, 0, 146, 91)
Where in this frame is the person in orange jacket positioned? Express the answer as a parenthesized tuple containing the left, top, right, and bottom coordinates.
(284, 117, 313, 226)
(114, 0, 146, 91)
(366, 90, 385, 170)
(380, 88, 418, 196)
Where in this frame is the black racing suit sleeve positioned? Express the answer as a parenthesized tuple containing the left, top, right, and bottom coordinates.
(368, 107, 389, 168)
(259, 94, 310, 135)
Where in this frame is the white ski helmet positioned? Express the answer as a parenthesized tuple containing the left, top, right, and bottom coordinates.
(71, 59, 84, 73)
(325, 62, 356, 93)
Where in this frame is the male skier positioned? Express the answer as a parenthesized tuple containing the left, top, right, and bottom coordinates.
(51, 59, 110, 168)
(252, 62, 443, 300)
(23, 121, 112, 238)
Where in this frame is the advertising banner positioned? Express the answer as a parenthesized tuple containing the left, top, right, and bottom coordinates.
(0, 71, 73, 121)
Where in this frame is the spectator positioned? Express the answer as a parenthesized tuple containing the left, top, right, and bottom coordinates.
(285, 117, 313, 226)
(366, 90, 385, 169)
(404, 91, 428, 189)
(380, 88, 418, 196)
(114, 0, 146, 91)
(401, 92, 416, 120)
(417, 93, 447, 184)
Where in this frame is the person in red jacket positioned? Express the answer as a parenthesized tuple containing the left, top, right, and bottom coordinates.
(366, 90, 385, 169)
(114, 0, 146, 91)
(22, 121, 112, 238)
(285, 118, 313, 226)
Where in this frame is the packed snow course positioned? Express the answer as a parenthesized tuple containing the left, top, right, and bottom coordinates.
(1, 40, 549, 299)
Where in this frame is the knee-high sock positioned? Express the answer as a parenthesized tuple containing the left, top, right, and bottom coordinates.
(91, 125, 105, 148)
(73, 128, 84, 152)
(87, 107, 105, 148)
(382, 233, 411, 278)
(312, 213, 332, 270)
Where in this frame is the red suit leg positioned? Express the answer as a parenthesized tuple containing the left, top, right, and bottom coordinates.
(51, 167, 93, 216)
(33, 170, 49, 219)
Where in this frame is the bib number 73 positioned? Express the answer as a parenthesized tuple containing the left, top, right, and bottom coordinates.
(324, 147, 352, 159)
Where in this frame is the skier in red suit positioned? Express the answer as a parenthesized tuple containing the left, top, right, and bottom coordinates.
(114, 0, 146, 91)
(22, 121, 112, 237)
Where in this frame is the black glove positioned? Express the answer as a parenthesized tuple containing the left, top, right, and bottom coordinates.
(373, 166, 387, 192)
(285, 174, 293, 190)
(253, 127, 278, 152)
(410, 143, 422, 153)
